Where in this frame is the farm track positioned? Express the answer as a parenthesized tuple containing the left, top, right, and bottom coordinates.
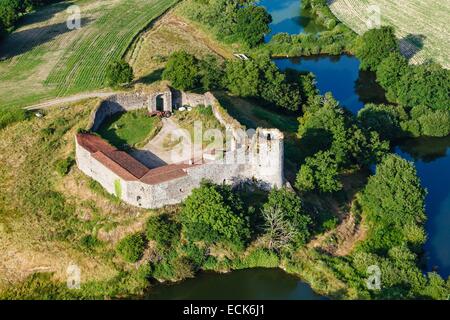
(24, 91, 115, 110)
(329, 0, 450, 68)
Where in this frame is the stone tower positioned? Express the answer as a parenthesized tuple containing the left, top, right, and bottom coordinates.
(250, 128, 284, 189)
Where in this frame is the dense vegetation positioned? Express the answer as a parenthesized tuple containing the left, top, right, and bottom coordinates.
(261, 0, 356, 57)
(162, 51, 312, 112)
(295, 93, 389, 193)
(358, 103, 450, 140)
(355, 27, 450, 111)
(105, 60, 134, 87)
(180, 0, 271, 48)
(0, 0, 60, 37)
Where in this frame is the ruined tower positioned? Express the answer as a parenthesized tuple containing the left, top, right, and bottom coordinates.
(250, 128, 284, 189)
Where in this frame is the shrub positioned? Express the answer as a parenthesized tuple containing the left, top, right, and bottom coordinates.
(55, 156, 75, 176)
(0, 108, 28, 130)
(146, 214, 180, 249)
(105, 59, 133, 87)
(151, 253, 194, 281)
(234, 248, 279, 269)
(79, 235, 102, 251)
(181, 181, 250, 246)
(162, 51, 199, 90)
(116, 233, 145, 263)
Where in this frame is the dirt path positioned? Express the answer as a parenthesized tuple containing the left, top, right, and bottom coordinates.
(308, 213, 367, 256)
(137, 118, 201, 164)
(24, 91, 115, 110)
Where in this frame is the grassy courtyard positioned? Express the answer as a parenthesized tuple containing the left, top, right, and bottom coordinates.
(97, 109, 162, 149)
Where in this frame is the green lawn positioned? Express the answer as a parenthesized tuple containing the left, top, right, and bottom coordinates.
(97, 109, 161, 148)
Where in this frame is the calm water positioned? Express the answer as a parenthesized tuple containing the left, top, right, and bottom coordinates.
(275, 56, 388, 114)
(146, 268, 326, 300)
(396, 136, 450, 277)
(260, 0, 326, 41)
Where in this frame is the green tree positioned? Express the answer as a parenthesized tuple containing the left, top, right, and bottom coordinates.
(234, 4, 272, 47)
(198, 54, 224, 91)
(116, 233, 145, 263)
(262, 188, 311, 248)
(375, 52, 408, 100)
(355, 26, 399, 71)
(146, 214, 180, 249)
(162, 51, 199, 90)
(224, 59, 260, 97)
(359, 154, 427, 252)
(181, 181, 250, 246)
(296, 150, 342, 193)
(105, 59, 133, 87)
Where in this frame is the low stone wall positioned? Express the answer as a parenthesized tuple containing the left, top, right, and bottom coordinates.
(89, 91, 151, 131)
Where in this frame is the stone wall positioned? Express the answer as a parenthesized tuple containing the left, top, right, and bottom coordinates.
(75, 138, 126, 196)
(77, 87, 286, 209)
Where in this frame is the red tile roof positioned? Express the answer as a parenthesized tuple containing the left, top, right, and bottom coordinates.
(77, 133, 149, 180)
(92, 151, 139, 181)
(77, 133, 202, 184)
(140, 163, 193, 185)
(76, 133, 116, 154)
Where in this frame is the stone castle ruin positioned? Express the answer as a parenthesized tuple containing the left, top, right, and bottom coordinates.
(75, 85, 285, 209)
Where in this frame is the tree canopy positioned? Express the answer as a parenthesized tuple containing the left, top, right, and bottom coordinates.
(105, 59, 133, 87)
(359, 154, 427, 252)
(354, 26, 399, 71)
(181, 181, 250, 246)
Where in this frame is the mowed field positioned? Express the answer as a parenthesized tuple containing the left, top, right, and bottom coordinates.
(329, 0, 450, 68)
(0, 0, 178, 108)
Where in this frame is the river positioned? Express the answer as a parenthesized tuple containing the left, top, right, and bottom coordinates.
(146, 0, 449, 299)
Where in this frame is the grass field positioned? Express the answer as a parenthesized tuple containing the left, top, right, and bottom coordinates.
(97, 109, 161, 149)
(127, 9, 234, 83)
(0, 0, 178, 109)
(0, 99, 157, 293)
(328, 0, 450, 68)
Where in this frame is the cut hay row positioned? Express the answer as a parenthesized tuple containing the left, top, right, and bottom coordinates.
(328, 0, 450, 68)
(0, 0, 178, 108)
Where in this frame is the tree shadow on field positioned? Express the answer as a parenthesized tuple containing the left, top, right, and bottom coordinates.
(399, 34, 426, 61)
(136, 68, 164, 85)
(0, 17, 93, 59)
(16, 1, 75, 27)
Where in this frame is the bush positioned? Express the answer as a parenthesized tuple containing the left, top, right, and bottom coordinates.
(146, 214, 180, 249)
(55, 156, 75, 176)
(162, 51, 199, 90)
(181, 181, 250, 246)
(233, 248, 279, 269)
(151, 252, 194, 281)
(79, 235, 102, 251)
(105, 59, 133, 87)
(0, 108, 28, 130)
(116, 233, 145, 263)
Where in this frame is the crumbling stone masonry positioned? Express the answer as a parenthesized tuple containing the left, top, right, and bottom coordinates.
(76, 87, 285, 209)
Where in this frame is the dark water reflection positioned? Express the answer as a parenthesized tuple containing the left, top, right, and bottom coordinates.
(396, 136, 450, 277)
(145, 268, 327, 300)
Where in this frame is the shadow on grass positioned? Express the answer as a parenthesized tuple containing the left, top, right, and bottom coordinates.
(0, 17, 93, 59)
(136, 68, 164, 85)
